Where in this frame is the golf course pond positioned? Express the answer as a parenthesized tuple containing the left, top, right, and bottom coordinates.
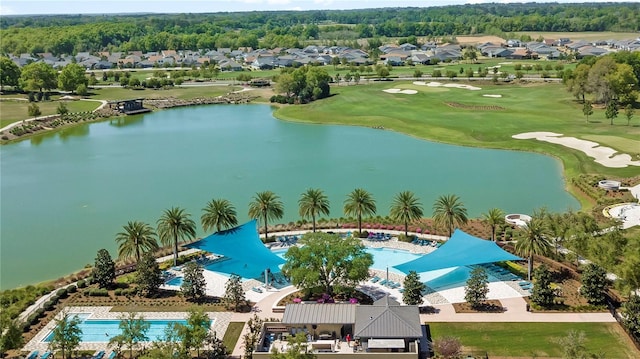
(0, 104, 579, 288)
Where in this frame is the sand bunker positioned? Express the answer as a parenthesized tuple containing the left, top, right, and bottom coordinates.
(483, 94, 502, 98)
(513, 132, 640, 168)
(383, 88, 418, 94)
(413, 81, 481, 91)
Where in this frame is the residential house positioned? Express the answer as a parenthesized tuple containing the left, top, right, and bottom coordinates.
(398, 43, 417, 51)
(577, 46, 609, 58)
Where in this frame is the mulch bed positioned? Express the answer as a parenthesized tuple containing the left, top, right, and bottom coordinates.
(453, 299, 505, 313)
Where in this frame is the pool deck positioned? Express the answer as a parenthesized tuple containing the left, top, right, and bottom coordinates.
(23, 306, 232, 353)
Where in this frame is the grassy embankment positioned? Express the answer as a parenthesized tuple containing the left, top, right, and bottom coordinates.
(275, 80, 640, 206)
(429, 322, 638, 358)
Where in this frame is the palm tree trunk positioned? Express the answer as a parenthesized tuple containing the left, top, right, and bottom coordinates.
(358, 214, 362, 235)
(312, 214, 316, 233)
(528, 256, 533, 281)
(173, 233, 178, 267)
(263, 213, 268, 241)
(404, 220, 408, 237)
(491, 226, 496, 241)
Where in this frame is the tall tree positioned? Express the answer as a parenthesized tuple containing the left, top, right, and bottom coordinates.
(531, 264, 555, 307)
(248, 191, 284, 241)
(223, 274, 246, 312)
(582, 100, 593, 123)
(0, 57, 21, 91)
(298, 188, 330, 232)
(432, 194, 468, 238)
(270, 332, 317, 359)
(181, 262, 206, 302)
(545, 212, 571, 257)
(135, 252, 163, 297)
(625, 104, 634, 125)
(402, 270, 426, 305)
(116, 221, 158, 262)
(580, 263, 608, 305)
(19, 62, 57, 94)
(109, 312, 150, 359)
(282, 232, 373, 296)
(58, 63, 88, 92)
(157, 207, 196, 267)
(514, 212, 552, 280)
(605, 99, 618, 125)
(464, 267, 489, 309)
(343, 188, 377, 235)
(390, 191, 423, 237)
(482, 208, 505, 242)
(93, 248, 116, 289)
(201, 198, 238, 233)
(48, 312, 82, 359)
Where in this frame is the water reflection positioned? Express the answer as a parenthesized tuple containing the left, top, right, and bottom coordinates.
(109, 116, 144, 128)
(58, 125, 90, 141)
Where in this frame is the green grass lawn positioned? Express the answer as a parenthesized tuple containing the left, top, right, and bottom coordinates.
(222, 322, 245, 354)
(0, 99, 99, 128)
(275, 81, 640, 180)
(429, 322, 638, 358)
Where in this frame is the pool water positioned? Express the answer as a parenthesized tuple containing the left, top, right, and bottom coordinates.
(44, 315, 192, 343)
(165, 277, 183, 286)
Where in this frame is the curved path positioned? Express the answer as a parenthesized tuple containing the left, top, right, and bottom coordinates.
(0, 98, 106, 134)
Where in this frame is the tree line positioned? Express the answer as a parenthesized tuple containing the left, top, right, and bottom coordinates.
(1, 3, 639, 55)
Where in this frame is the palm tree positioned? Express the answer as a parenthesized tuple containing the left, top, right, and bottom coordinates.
(390, 191, 423, 237)
(514, 212, 552, 280)
(343, 188, 377, 235)
(482, 208, 505, 241)
(157, 207, 197, 267)
(298, 188, 330, 232)
(432, 194, 468, 238)
(115, 221, 158, 262)
(201, 198, 238, 233)
(545, 211, 570, 256)
(248, 191, 284, 241)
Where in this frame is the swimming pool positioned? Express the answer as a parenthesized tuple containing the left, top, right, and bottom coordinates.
(43, 314, 192, 343)
(273, 247, 422, 275)
(165, 276, 183, 286)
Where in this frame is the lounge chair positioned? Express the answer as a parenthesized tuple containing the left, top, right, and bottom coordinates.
(252, 287, 263, 293)
(370, 276, 380, 283)
(26, 351, 39, 359)
(107, 352, 117, 359)
(379, 279, 388, 286)
(93, 350, 105, 359)
(40, 352, 53, 359)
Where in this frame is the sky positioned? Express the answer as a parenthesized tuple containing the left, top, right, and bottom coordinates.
(1, 0, 636, 16)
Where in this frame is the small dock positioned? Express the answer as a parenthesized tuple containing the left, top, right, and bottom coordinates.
(107, 99, 151, 115)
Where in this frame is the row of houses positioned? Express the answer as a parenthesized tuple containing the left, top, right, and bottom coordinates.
(8, 37, 640, 71)
(480, 37, 640, 60)
(6, 45, 372, 71)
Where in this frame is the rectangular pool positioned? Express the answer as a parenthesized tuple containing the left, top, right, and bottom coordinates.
(43, 315, 193, 343)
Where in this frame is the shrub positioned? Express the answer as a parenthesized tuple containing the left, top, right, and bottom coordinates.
(397, 234, 414, 243)
(77, 279, 87, 288)
(28, 103, 41, 117)
(359, 230, 369, 238)
(56, 288, 68, 298)
(67, 285, 77, 293)
(114, 288, 123, 296)
(35, 308, 45, 318)
(43, 300, 56, 311)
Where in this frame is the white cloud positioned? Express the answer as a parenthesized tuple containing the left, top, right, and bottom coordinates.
(267, 0, 292, 4)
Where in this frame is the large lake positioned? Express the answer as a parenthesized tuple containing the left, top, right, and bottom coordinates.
(0, 104, 578, 288)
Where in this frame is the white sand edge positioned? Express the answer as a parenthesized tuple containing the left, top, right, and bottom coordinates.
(513, 132, 640, 168)
(383, 88, 418, 94)
(413, 81, 481, 91)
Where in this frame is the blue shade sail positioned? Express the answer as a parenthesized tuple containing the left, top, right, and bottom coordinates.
(394, 229, 522, 274)
(186, 220, 285, 279)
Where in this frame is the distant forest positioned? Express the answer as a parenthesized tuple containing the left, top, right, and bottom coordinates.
(1, 3, 639, 55)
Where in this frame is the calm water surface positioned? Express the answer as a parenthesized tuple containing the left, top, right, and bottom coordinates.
(0, 104, 578, 288)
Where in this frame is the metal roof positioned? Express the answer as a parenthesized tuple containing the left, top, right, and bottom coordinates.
(354, 305, 422, 339)
(282, 304, 356, 324)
